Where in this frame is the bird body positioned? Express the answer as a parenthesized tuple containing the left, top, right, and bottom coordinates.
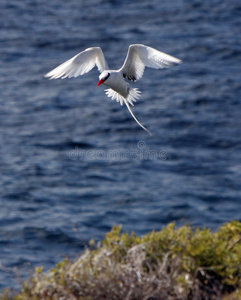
(103, 70, 129, 99)
(45, 44, 182, 135)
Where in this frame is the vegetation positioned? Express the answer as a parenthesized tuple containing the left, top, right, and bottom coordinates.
(1, 221, 241, 299)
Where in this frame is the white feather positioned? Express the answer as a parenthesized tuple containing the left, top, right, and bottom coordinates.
(105, 88, 151, 135)
(105, 87, 141, 106)
(123, 97, 152, 136)
(44, 47, 108, 79)
(120, 44, 182, 81)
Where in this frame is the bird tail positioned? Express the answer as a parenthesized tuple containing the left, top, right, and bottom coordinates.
(105, 87, 152, 135)
(123, 96, 152, 136)
(105, 87, 141, 106)
(127, 87, 141, 106)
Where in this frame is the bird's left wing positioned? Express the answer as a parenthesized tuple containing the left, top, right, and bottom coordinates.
(120, 44, 182, 81)
(45, 47, 108, 79)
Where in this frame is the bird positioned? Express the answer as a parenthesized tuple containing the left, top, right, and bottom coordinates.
(45, 44, 182, 135)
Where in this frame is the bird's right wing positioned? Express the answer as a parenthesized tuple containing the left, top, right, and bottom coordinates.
(120, 44, 182, 81)
(44, 47, 108, 79)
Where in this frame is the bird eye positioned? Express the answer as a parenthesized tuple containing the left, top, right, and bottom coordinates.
(105, 73, 110, 80)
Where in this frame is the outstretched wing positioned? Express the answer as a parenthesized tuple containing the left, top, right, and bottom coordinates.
(45, 47, 108, 79)
(120, 44, 182, 81)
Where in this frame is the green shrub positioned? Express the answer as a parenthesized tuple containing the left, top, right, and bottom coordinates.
(1, 221, 241, 300)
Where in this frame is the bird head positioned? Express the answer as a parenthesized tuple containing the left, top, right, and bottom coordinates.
(97, 72, 110, 87)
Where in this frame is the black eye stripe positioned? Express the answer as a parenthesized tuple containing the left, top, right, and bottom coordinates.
(105, 73, 110, 80)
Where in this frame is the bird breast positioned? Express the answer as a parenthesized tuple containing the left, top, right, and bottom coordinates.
(104, 71, 129, 98)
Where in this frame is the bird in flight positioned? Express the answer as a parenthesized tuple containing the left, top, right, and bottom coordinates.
(45, 44, 182, 135)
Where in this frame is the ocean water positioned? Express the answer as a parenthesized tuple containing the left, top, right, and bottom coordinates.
(0, 0, 241, 290)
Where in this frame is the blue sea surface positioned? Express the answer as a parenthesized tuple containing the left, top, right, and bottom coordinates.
(0, 0, 241, 290)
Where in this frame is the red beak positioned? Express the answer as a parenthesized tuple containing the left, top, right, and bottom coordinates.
(97, 79, 104, 87)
